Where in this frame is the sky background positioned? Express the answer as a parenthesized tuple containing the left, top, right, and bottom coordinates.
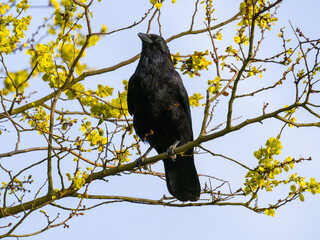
(1, 0, 320, 239)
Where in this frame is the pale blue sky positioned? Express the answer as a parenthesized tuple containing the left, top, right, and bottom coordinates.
(1, 0, 320, 239)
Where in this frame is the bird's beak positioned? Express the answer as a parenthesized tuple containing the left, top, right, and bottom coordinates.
(138, 33, 153, 44)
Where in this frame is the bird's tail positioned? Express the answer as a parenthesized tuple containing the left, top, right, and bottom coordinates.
(163, 149, 200, 202)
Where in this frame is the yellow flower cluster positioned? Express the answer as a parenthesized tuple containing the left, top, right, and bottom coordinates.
(25, 106, 50, 135)
(245, 137, 284, 195)
(67, 169, 89, 190)
(26, 42, 56, 74)
(80, 121, 107, 152)
(189, 93, 204, 108)
(78, 82, 128, 120)
(116, 149, 131, 163)
(0, 2, 31, 54)
(178, 50, 212, 78)
(238, 0, 278, 30)
(244, 136, 320, 217)
(208, 76, 222, 95)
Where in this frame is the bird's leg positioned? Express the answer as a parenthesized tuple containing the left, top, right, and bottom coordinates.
(135, 146, 153, 169)
(166, 140, 180, 161)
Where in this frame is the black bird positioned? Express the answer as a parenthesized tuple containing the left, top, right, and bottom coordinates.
(127, 33, 200, 201)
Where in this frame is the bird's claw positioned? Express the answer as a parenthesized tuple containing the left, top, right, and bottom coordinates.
(135, 157, 143, 170)
(135, 146, 153, 170)
(135, 157, 149, 170)
(167, 140, 180, 161)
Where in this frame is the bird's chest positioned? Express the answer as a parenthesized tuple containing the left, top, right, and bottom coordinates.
(139, 78, 177, 116)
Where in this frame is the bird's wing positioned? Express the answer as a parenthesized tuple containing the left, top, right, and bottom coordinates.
(171, 70, 192, 124)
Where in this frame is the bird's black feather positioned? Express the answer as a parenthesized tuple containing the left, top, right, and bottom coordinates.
(127, 33, 200, 201)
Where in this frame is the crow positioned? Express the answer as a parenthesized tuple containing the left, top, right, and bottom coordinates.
(127, 33, 200, 201)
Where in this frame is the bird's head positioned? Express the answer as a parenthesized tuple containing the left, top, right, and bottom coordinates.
(138, 33, 171, 60)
